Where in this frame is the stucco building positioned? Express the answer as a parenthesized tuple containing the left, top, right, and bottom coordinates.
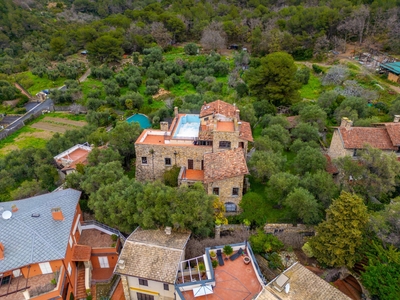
(135, 100, 253, 212)
(0, 189, 123, 300)
(328, 116, 400, 159)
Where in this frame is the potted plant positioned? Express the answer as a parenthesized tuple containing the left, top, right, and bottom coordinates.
(209, 251, 216, 260)
(223, 245, 233, 258)
(197, 262, 206, 276)
(212, 260, 218, 269)
(243, 256, 251, 265)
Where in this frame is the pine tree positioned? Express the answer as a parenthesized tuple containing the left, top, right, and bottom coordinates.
(309, 191, 368, 267)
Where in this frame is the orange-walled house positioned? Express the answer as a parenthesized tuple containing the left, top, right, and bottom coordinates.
(0, 189, 123, 300)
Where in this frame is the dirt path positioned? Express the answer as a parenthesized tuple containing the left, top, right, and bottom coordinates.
(14, 83, 32, 99)
(79, 68, 91, 83)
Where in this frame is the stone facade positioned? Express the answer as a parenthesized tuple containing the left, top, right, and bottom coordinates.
(134, 100, 253, 212)
(206, 175, 244, 209)
(327, 130, 353, 159)
(135, 144, 211, 182)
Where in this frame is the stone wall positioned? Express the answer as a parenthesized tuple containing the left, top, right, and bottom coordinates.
(212, 130, 240, 153)
(135, 144, 212, 182)
(328, 130, 353, 159)
(263, 223, 314, 234)
(206, 175, 244, 210)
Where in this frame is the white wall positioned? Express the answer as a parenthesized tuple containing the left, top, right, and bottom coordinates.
(127, 276, 175, 300)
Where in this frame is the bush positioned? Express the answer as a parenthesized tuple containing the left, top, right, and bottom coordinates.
(312, 64, 324, 74)
(267, 252, 283, 270)
(163, 165, 180, 187)
(184, 43, 198, 55)
(223, 245, 233, 256)
(302, 242, 314, 257)
(263, 234, 284, 253)
(111, 234, 118, 241)
(212, 260, 218, 268)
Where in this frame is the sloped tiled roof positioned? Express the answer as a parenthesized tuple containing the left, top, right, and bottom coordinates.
(204, 148, 248, 183)
(256, 262, 351, 300)
(72, 244, 91, 261)
(114, 228, 191, 284)
(338, 127, 397, 150)
(239, 121, 253, 141)
(384, 123, 400, 146)
(200, 100, 237, 118)
(0, 189, 81, 272)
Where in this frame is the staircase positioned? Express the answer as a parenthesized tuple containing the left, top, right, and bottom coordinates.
(76, 267, 87, 300)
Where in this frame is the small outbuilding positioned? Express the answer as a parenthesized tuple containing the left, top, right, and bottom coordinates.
(380, 61, 400, 83)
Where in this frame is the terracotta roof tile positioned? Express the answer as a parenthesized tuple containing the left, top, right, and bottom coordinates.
(72, 244, 92, 261)
(384, 123, 400, 146)
(204, 148, 248, 183)
(200, 100, 237, 118)
(339, 127, 397, 150)
(324, 154, 338, 174)
(257, 262, 351, 300)
(239, 121, 253, 141)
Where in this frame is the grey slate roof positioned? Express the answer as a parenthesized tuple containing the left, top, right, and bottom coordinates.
(0, 189, 81, 272)
(115, 228, 191, 284)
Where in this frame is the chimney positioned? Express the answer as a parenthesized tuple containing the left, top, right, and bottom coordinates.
(174, 107, 179, 118)
(394, 115, 400, 123)
(51, 207, 64, 221)
(165, 226, 172, 235)
(11, 204, 18, 213)
(236, 109, 240, 120)
(0, 242, 4, 260)
(340, 117, 353, 129)
(118, 259, 126, 270)
(160, 121, 169, 131)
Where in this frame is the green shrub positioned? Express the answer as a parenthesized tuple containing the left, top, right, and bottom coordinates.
(302, 242, 314, 257)
(223, 245, 233, 256)
(212, 260, 218, 268)
(312, 64, 324, 74)
(267, 252, 283, 270)
(163, 165, 180, 187)
(184, 43, 198, 55)
(263, 234, 284, 253)
(111, 234, 118, 241)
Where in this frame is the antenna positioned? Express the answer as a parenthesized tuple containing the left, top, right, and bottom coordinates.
(2, 210, 12, 220)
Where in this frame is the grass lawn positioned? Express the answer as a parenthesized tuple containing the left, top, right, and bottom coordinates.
(0, 126, 49, 157)
(300, 73, 322, 100)
(80, 78, 105, 100)
(170, 81, 196, 97)
(22, 72, 66, 95)
(248, 176, 293, 223)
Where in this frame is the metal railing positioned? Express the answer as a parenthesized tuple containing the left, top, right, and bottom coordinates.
(81, 220, 126, 244)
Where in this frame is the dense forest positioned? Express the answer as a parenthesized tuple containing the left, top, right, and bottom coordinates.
(1, 0, 400, 299)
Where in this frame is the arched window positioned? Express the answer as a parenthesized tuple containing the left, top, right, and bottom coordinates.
(225, 202, 237, 212)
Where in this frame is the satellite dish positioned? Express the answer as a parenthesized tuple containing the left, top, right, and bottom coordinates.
(2, 210, 12, 220)
(285, 283, 290, 294)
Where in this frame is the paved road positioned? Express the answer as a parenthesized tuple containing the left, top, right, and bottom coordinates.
(7, 99, 54, 129)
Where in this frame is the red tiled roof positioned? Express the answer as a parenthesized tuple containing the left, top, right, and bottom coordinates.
(204, 148, 248, 183)
(183, 169, 204, 181)
(339, 127, 397, 150)
(217, 121, 235, 132)
(239, 121, 253, 141)
(71, 244, 92, 261)
(384, 123, 400, 146)
(200, 100, 237, 118)
(324, 154, 338, 174)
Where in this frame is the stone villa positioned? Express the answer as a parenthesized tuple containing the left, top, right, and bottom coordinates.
(328, 116, 400, 159)
(135, 100, 253, 212)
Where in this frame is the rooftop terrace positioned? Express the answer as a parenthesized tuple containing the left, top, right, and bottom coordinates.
(177, 243, 264, 300)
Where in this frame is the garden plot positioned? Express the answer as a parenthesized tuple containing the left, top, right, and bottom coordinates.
(31, 116, 86, 133)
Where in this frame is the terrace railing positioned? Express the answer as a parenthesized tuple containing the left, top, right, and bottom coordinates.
(81, 220, 126, 244)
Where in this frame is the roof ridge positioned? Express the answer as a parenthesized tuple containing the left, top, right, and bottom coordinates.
(18, 217, 65, 260)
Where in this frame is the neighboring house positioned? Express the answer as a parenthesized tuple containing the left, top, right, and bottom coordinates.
(380, 61, 400, 83)
(54, 144, 92, 178)
(114, 227, 265, 300)
(328, 117, 400, 159)
(114, 227, 191, 300)
(135, 100, 253, 212)
(256, 262, 351, 300)
(0, 189, 122, 300)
